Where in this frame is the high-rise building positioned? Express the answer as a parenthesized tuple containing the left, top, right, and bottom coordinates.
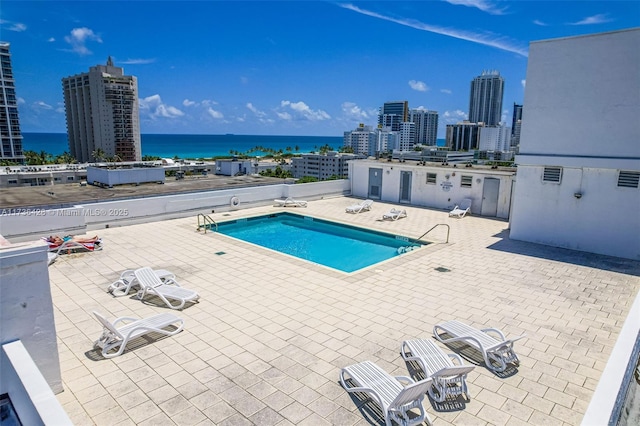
(398, 121, 416, 152)
(469, 71, 504, 126)
(478, 123, 511, 152)
(62, 57, 141, 163)
(0, 42, 25, 164)
(343, 124, 376, 156)
(409, 109, 438, 146)
(378, 101, 408, 132)
(511, 103, 523, 147)
(446, 121, 483, 151)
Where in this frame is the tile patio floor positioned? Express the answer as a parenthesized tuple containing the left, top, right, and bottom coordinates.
(48, 197, 640, 425)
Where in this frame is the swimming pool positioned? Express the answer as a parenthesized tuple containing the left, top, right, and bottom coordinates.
(215, 212, 423, 273)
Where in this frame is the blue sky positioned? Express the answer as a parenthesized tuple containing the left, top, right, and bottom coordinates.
(2, 1, 639, 137)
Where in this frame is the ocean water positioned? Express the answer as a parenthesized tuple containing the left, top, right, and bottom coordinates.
(21, 132, 446, 159)
(21, 133, 344, 159)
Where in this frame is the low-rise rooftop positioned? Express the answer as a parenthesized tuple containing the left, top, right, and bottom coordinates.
(47, 197, 639, 425)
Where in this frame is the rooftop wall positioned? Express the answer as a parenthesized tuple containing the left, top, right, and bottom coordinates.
(520, 28, 640, 159)
(0, 242, 62, 393)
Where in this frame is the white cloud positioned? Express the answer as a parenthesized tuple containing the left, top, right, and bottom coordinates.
(280, 100, 330, 121)
(339, 3, 528, 57)
(48, 37, 55, 42)
(183, 99, 196, 107)
(569, 14, 613, 25)
(139, 94, 184, 119)
(0, 20, 27, 32)
(33, 101, 53, 110)
(521, 79, 526, 89)
(443, 109, 468, 123)
(64, 27, 102, 56)
(246, 102, 267, 118)
(408, 80, 429, 92)
(17, 97, 25, 105)
(440, 89, 452, 94)
(341, 102, 376, 121)
(207, 107, 224, 119)
(444, 0, 507, 15)
(120, 58, 156, 65)
(533, 19, 548, 26)
(277, 111, 292, 121)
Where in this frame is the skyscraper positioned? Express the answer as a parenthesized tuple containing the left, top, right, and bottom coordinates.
(378, 101, 408, 132)
(0, 42, 25, 164)
(511, 103, 523, 147)
(468, 71, 504, 126)
(409, 109, 438, 146)
(62, 57, 141, 163)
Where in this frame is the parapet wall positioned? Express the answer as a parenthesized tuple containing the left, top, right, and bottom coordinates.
(0, 180, 350, 240)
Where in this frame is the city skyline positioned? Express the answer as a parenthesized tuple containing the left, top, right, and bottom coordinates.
(2, 1, 639, 137)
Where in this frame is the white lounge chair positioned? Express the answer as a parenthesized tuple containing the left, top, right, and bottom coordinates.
(274, 197, 308, 207)
(401, 339, 475, 402)
(449, 199, 472, 218)
(383, 208, 407, 221)
(340, 360, 432, 426)
(345, 199, 373, 213)
(433, 320, 526, 373)
(107, 268, 177, 297)
(135, 266, 200, 310)
(93, 311, 184, 358)
(44, 236, 103, 255)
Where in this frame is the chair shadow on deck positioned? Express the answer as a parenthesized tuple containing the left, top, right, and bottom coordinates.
(402, 359, 469, 412)
(136, 293, 199, 310)
(84, 328, 181, 361)
(339, 378, 426, 426)
(434, 332, 519, 379)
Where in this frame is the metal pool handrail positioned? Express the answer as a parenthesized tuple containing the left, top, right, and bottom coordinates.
(197, 214, 217, 233)
(417, 223, 449, 243)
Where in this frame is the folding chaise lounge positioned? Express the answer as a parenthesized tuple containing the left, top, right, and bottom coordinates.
(449, 198, 472, 218)
(107, 268, 177, 297)
(44, 235, 103, 255)
(273, 197, 308, 207)
(93, 311, 184, 358)
(401, 338, 475, 402)
(383, 208, 407, 221)
(135, 266, 200, 310)
(340, 360, 433, 426)
(345, 199, 373, 213)
(433, 320, 526, 373)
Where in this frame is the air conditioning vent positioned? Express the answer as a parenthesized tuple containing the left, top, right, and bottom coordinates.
(543, 167, 562, 183)
(617, 171, 640, 188)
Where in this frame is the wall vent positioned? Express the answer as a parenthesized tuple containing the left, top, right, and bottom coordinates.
(617, 171, 640, 188)
(543, 167, 562, 183)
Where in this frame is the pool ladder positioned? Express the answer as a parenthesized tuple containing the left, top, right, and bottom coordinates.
(197, 214, 218, 233)
(417, 223, 449, 243)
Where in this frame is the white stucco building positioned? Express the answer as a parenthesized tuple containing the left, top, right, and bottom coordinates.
(510, 28, 640, 260)
(349, 159, 516, 218)
(479, 123, 511, 152)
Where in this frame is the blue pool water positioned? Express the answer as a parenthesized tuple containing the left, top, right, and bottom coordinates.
(215, 213, 423, 273)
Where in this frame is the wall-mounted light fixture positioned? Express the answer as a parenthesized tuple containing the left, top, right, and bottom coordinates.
(574, 192, 583, 199)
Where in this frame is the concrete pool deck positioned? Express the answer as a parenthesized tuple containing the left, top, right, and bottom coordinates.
(48, 196, 640, 425)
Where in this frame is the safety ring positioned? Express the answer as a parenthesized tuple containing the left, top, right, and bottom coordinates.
(230, 196, 240, 207)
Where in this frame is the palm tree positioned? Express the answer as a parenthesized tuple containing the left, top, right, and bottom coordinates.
(56, 151, 76, 164)
(39, 150, 53, 164)
(92, 148, 106, 162)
